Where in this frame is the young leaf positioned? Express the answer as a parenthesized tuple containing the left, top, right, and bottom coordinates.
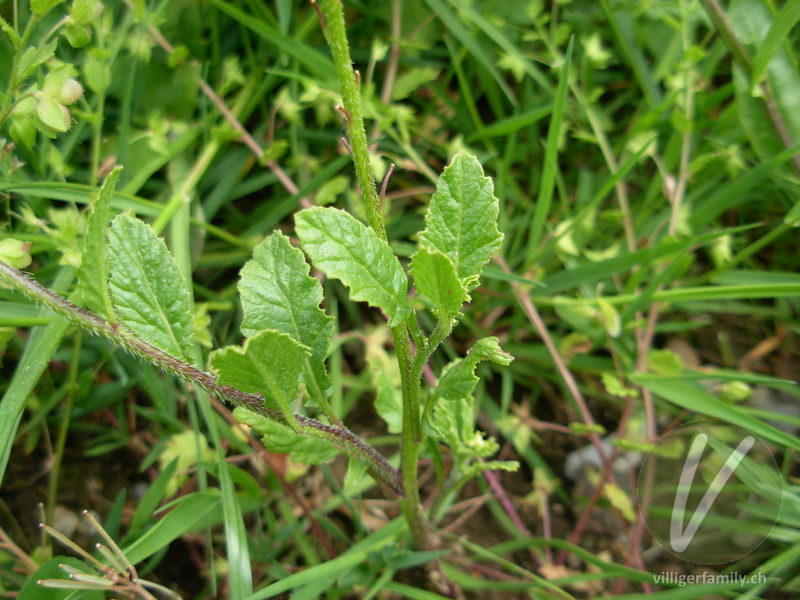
(369, 357, 402, 434)
(295, 207, 411, 326)
(410, 247, 469, 318)
(239, 232, 334, 405)
(234, 407, 339, 464)
(30, 0, 66, 17)
(462, 460, 520, 478)
(18, 40, 58, 80)
(427, 397, 499, 459)
(0, 17, 22, 48)
(78, 166, 122, 322)
(603, 483, 636, 522)
(107, 214, 194, 362)
(419, 153, 503, 290)
(645, 349, 684, 376)
(209, 330, 308, 428)
(436, 337, 513, 401)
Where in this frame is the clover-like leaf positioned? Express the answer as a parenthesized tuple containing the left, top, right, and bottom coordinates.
(419, 152, 503, 290)
(78, 166, 121, 322)
(210, 330, 308, 428)
(410, 246, 469, 318)
(295, 207, 411, 326)
(108, 214, 194, 362)
(239, 232, 334, 405)
(234, 407, 339, 464)
(436, 337, 513, 401)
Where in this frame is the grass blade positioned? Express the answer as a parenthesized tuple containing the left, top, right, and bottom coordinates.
(0, 269, 73, 485)
(750, 0, 800, 89)
(527, 38, 573, 260)
(421, 0, 517, 104)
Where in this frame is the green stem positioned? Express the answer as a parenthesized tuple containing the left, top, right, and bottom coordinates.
(319, 0, 431, 548)
(393, 325, 430, 548)
(409, 317, 452, 397)
(89, 18, 107, 187)
(0, 14, 41, 130)
(318, 0, 384, 240)
(0, 259, 403, 496)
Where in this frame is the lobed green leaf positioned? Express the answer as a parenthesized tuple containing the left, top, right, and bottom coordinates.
(209, 330, 308, 428)
(427, 397, 499, 459)
(29, 0, 66, 17)
(419, 153, 503, 290)
(410, 246, 469, 318)
(436, 337, 513, 401)
(77, 166, 121, 322)
(239, 232, 334, 405)
(234, 407, 339, 465)
(107, 214, 194, 362)
(18, 40, 58, 80)
(295, 207, 411, 326)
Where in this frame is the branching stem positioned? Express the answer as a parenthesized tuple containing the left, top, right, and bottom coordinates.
(0, 259, 403, 496)
(318, 0, 431, 549)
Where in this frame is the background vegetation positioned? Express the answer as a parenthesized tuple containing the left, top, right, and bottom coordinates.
(1, 0, 799, 598)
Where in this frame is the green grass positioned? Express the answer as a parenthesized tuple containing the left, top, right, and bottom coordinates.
(1, 0, 799, 598)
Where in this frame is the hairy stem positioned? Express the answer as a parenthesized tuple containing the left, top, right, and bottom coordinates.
(0, 259, 402, 495)
(394, 325, 430, 548)
(318, 0, 384, 240)
(318, 0, 430, 549)
(0, 14, 42, 129)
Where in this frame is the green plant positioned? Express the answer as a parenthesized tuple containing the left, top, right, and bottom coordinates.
(0, 147, 514, 544)
(0, 0, 102, 150)
(0, 1, 516, 556)
(3, 0, 800, 597)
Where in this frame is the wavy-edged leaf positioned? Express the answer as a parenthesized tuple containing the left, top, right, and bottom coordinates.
(410, 246, 469, 317)
(419, 153, 503, 290)
(240, 232, 334, 405)
(295, 207, 410, 326)
(436, 337, 513, 401)
(427, 397, 499, 459)
(209, 329, 307, 427)
(18, 40, 57, 80)
(234, 407, 339, 465)
(78, 166, 122, 321)
(108, 214, 194, 361)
